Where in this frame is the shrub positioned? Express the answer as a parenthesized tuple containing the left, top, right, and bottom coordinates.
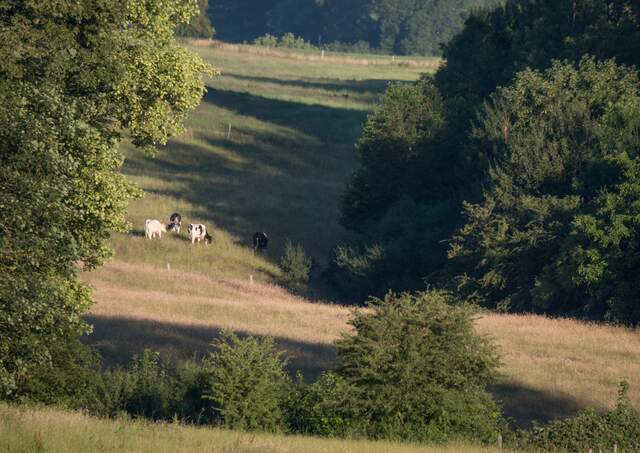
(253, 34, 278, 47)
(335, 290, 504, 442)
(280, 240, 312, 290)
(513, 381, 640, 451)
(203, 331, 290, 432)
(14, 338, 103, 410)
(286, 372, 359, 437)
(253, 33, 315, 50)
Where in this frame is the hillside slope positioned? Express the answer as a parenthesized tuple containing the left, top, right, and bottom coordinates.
(84, 260, 640, 427)
(83, 43, 640, 430)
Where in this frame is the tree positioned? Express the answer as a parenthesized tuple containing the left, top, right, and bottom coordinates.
(0, 0, 212, 397)
(335, 290, 502, 441)
(449, 58, 640, 323)
(176, 0, 215, 38)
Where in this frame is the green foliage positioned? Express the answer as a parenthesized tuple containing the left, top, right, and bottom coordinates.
(513, 381, 640, 451)
(14, 339, 104, 411)
(286, 372, 359, 437)
(331, 78, 458, 303)
(449, 58, 640, 323)
(176, 0, 215, 38)
(437, 0, 640, 128)
(203, 332, 290, 432)
(280, 240, 312, 290)
(211, 0, 501, 55)
(335, 290, 503, 442)
(0, 1, 211, 398)
(253, 33, 316, 50)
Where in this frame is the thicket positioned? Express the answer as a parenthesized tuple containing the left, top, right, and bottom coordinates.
(210, 0, 502, 55)
(15, 292, 640, 448)
(330, 0, 640, 325)
(14, 293, 511, 444)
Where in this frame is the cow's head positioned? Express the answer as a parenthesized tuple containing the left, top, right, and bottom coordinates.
(187, 224, 194, 233)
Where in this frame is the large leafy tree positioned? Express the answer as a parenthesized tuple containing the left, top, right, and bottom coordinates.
(0, 0, 212, 397)
(449, 58, 640, 323)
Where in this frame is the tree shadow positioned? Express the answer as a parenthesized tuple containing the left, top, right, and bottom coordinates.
(491, 381, 594, 429)
(84, 315, 337, 381)
(123, 128, 354, 261)
(202, 88, 368, 146)
(84, 315, 595, 426)
(223, 72, 392, 96)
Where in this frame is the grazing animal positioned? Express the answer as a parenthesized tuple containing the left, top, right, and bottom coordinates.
(188, 223, 208, 244)
(252, 232, 268, 253)
(145, 219, 167, 240)
(168, 213, 182, 233)
(204, 232, 213, 245)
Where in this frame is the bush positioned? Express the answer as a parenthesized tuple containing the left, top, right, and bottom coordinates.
(203, 331, 290, 432)
(335, 290, 504, 442)
(280, 240, 312, 290)
(253, 33, 315, 50)
(286, 372, 359, 437)
(14, 338, 103, 410)
(513, 381, 640, 451)
(253, 34, 278, 47)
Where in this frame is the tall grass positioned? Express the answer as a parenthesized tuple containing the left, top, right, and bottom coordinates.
(83, 261, 640, 427)
(0, 404, 507, 453)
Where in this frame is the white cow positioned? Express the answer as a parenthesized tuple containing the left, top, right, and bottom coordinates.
(145, 219, 167, 240)
(188, 223, 209, 244)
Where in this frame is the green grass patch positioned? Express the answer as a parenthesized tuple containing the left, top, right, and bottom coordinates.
(115, 44, 426, 281)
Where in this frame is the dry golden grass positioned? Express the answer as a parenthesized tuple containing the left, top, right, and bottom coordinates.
(0, 403, 509, 453)
(477, 313, 640, 424)
(189, 39, 442, 70)
(84, 260, 640, 427)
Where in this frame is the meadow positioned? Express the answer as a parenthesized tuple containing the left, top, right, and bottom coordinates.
(116, 40, 429, 275)
(67, 41, 640, 449)
(0, 404, 505, 453)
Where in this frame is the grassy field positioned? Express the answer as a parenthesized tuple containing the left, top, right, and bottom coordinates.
(53, 40, 639, 450)
(115, 40, 429, 281)
(0, 404, 505, 453)
(83, 260, 640, 428)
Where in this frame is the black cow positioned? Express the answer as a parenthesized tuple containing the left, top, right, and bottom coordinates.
(252, 232, 268, 253)
(168, 213, 182, 233)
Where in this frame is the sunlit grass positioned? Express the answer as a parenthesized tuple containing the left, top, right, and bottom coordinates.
(0, 404, 506, 453)
(84, 261, 640, 426)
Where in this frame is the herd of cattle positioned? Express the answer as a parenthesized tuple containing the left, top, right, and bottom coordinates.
(144, 213, 269, 252)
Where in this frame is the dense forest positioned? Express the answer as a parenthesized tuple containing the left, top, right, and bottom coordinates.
(329, 0, 640, 324)
(207, 0, 502, 55)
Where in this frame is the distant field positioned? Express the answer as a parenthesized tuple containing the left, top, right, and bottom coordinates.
(0, 404, 503, 453)
(84, 261, 640, 428)
(115, 40, 429, 281)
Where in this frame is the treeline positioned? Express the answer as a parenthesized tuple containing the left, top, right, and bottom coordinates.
(328, 0, 640, 324)
(208, 0, 502, 55)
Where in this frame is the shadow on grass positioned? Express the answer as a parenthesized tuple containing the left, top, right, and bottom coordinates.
(124, 130, 354, 262)
(203, 88, 368, 146)
(84, 315, 591, 427)
(491, 381, 590, 429)
(223, 72, 393, 96)
(84, 315, 337, 381)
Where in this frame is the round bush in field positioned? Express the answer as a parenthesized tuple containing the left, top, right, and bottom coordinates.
(336, 290, 503, 442)
(203, 331, 289, 432)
